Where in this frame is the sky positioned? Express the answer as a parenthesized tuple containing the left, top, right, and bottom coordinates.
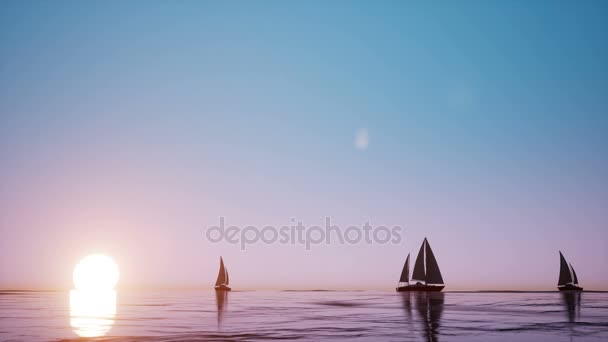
(1, 1, 607, 291)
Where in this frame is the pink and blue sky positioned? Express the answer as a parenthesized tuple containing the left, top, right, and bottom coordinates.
(1, 1, 607, 290)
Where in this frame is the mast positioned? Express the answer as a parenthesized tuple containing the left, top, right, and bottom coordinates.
(399, 254, 410, 283)
(424, 239, 444, 285)
(411, 239, 426, 283)
(558, 251, 573, 286)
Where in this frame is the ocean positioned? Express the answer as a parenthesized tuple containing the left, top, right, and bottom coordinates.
(1, 290, 607, 341)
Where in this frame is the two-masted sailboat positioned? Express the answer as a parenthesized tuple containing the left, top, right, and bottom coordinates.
(214, 256, 231, 291)
(558, 251, 582, 291)
(396, 238, 445, 292)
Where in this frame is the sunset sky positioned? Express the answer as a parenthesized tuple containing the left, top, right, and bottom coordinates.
(1, 1, 607, 291)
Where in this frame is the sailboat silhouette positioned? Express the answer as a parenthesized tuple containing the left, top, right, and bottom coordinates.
(396, 238, 445, 292)
(214, 256, 231, 291)
(558, 251, 582, 291)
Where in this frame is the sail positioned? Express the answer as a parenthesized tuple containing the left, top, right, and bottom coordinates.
(570, 263, 579, 285)
(226, 267, 230, 285)
(215, 257, 227, 286)
(558, 252, 573, 286)
(411, 240, 426, 282)
(399, 254, 410, 283)
(424, 239, 444, 285)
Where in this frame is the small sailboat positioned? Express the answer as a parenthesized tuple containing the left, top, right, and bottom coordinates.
(558, 251, 582, 291)
(396, 238, 445, 292)
(214, 256, 231, 291)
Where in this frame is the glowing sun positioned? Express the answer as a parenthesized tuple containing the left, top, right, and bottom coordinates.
(73, 254, 119, 291)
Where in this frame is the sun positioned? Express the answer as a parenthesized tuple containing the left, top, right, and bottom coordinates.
(73, 254, 119, 291)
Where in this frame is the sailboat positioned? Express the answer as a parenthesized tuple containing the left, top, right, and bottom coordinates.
(558, 251, 582, 291)
(214, 256, 231, 291)
(396, 238, 445, 292)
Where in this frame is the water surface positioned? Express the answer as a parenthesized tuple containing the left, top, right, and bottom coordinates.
(1, 290, 607, 341)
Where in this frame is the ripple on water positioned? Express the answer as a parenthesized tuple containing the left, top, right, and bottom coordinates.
(1, 290, 607, 341)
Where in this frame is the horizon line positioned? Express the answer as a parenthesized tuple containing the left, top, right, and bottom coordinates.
(2, 286, 608, 293)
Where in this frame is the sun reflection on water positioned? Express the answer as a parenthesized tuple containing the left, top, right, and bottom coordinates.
(69, 254, 119, 337)
(70, 289, 117, 337)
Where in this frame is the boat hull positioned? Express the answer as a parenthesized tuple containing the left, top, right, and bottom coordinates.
(214, 285, 231, 291)
(396, 284, 444, 292)
(558, 284, 583, 291)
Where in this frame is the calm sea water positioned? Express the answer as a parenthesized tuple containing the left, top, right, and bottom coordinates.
(1, 290, 607, 341)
